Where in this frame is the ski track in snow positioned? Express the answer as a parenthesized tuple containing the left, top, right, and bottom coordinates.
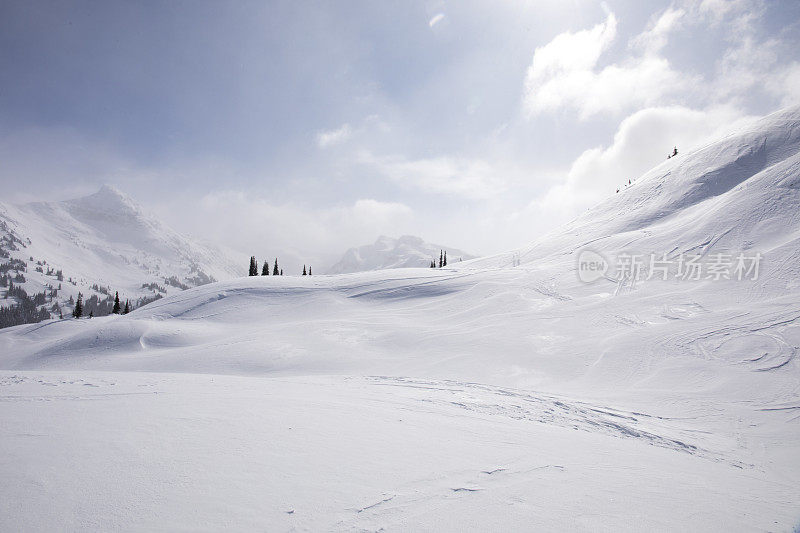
(364, 376, 747, 467)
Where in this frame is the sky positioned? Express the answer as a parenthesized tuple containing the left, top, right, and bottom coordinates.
(2, 0, 800, 270)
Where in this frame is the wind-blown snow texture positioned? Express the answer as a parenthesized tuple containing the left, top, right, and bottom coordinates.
(1, 108, 800, 531)
(326, 234, 474, 274)
(0, 185, 243, 316)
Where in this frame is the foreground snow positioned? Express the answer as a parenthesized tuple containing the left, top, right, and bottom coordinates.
(1, 372, 796, 531)
(1, 264, 798, 531)
(1, 107, 800, 530)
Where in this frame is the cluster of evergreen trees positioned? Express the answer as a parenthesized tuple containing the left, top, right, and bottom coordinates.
(70, 291, 131, 319)
(1, 259, 63, 328)
(0, 253, 176, 330)
(431, 250, 448, 268)
(0, 282, 134, 327)
(112, 291, 131, 315)
(0, 258, 26, 274)
(0, 282, 50, 328)
(248, 257, 291, 276)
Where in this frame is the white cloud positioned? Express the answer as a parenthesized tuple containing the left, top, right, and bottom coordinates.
(697, 0, 756, 25)
(185, 191, 415, 271)
(630, 8, 685, 54)
(525, 12, 617, 103)
(523, 12, 692, 119)
(0, 126, 136, 202)
(522, 0, 799, 124)
(715, 35, 779, 100)
(316, 123, 352, 148)
(765, 62, 800, 107)
(694, 1, 800, 108)
(358, 151, 505, 199)
(539, 105, 754, 212)
(428, 13, 445, 28)
(350, 198, 413, 221)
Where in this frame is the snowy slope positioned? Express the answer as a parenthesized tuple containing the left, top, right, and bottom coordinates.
(0, 185, 243, 318)
(326, 234, 475, 273)
(1, 108, 800, 531)
(473, 106, 800, 280)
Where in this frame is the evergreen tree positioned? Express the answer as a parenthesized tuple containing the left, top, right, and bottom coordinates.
(439, 250, 443, 268)
(302, 265, 307, 276)
(262, 262, 269, 275)
(280, 269, 283, 275)
(308, 266, 312, 276)
(89, 310, 93, 319)
(431, 260, 435, 268)
(273, 259, 279, 276)
(112, 291, 121, 314)
(443, 251, 447, 267)
(0, 290, 51, 328)
(249, 256, 258, 276)
(72, 292, 83, 318)
(123, 300, 130, 314)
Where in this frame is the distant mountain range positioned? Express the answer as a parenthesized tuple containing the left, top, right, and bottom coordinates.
(0, 187, 477, 325)
(326, 235, 475, 274)
(0, 185, 243, 321)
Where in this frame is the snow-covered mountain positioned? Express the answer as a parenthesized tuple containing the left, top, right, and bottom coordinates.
(327, 235, 475, 274)
(472, 106, 800, 280)
(0, 185, 243, 321)
(2, 108, 800, 530)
